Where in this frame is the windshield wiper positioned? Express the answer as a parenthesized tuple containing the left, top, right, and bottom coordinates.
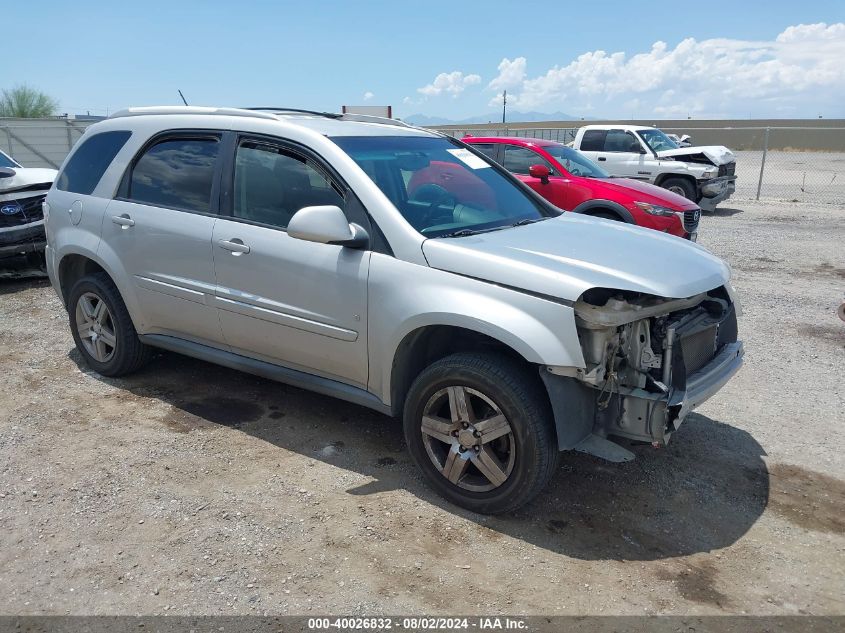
(439, 228, 484, 238)
(440, 219, 547, 238)
(511, 217, 548, 227)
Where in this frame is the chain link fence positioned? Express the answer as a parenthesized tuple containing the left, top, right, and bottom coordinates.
(2, 119, 843, 206)
(433, 126, 845, 206)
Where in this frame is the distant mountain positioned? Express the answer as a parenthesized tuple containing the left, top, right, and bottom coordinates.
(403, 111, 583, 126)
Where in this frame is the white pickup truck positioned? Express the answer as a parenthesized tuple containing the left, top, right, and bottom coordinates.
(571, 125, 736, 211)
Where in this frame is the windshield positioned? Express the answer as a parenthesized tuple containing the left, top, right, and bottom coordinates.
(637, 129, 679, 152)
(330, 136, 550, 237)
(0, 151, 20, 169)
(542, 144, 610, 178)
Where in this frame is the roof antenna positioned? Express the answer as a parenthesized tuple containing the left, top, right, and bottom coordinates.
(178, 90, 189, 106)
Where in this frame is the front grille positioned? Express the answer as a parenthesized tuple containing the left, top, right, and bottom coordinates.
(683, 208, 701, 232)
(681, 325, 718, 375)
(0, 194, 45, 228)
(718, 163, 736, 178)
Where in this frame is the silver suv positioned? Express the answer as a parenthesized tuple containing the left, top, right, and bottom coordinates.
(44, 106, 744, 514)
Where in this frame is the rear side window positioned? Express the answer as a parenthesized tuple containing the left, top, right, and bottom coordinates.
(579, 129, 607, 151)
(128, 137, 219, 213)
(502, 145, 554, 175)
(57, 131, 131, 195)
(605, 130, 641, 152)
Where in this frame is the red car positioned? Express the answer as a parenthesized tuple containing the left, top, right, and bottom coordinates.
(464, 136, 700, 239)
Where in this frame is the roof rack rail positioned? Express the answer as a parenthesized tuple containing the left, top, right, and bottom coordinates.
(109, 106, 279, 121)
(243, 107, 342, 119)
(107, 106, 436, 135)
(337, 113, 417, 129)
(243, 108, 420, 131)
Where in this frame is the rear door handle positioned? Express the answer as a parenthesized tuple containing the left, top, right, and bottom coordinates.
(112, 214, 135, 228)
(217, 239, 250, 255)
(597, 157, 607, 162)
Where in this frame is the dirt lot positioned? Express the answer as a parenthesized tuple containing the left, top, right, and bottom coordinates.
(0, 199, 843, 617)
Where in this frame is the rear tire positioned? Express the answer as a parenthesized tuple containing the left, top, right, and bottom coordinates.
(403, 352, 558, 514)
(662, 177, 696, 200)
(68, 272, 151, 377)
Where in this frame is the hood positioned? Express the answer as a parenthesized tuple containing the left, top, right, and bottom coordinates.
(583, 177, 699, 210)
(422, 214, 730, 302)
(657, 145, 735, 166)
(0, 167, 57, 195)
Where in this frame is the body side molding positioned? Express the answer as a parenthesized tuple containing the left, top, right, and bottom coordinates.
(139, 334, 391, 415)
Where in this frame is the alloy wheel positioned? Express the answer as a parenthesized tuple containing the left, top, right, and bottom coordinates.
(420, 386, 516, 492)
(75, 292, 117, 363)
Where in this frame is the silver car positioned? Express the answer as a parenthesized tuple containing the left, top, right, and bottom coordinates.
(44, 107, 744, 514)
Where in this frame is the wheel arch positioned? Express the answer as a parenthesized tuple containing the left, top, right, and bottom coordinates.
(654, 172, 696, 189)
(571, 199, 635, 223)
(388, 321, 567, 419)
(56, 248, 144, 330)
(58, 252, 106, 307)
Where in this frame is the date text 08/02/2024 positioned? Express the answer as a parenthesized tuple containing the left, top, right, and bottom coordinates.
(307, 617, 528, 630)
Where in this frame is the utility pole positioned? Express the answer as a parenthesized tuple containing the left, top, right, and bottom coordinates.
(502, 90, 507, 124)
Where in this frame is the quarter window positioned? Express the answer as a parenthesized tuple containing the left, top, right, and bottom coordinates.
(233, 141, 344, 229)
(128, 137, 219, 213)
(57, 131, 132, 195)
(502, 145, 553, 175)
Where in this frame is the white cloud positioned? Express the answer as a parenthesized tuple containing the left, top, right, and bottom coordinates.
(498, 23, 845, 117)
(418, 71, 482, 98)
(488, 57, 527, 92)
(363, 91, 374, 101)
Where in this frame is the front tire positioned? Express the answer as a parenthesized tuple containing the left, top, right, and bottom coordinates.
(662, 177, 696, 200)
(68, 272, 150, 377)
(403, 352, 558, 514)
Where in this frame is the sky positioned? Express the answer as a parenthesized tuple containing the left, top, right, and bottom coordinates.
(4, 0, 844, 120)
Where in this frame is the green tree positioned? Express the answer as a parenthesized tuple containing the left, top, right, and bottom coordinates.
(0, 85, 59, 118)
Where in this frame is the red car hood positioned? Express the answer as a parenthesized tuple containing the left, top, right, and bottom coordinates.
(573, 176, 699, 210)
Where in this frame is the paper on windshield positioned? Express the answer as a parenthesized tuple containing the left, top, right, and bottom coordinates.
(447, 148, 490, 170)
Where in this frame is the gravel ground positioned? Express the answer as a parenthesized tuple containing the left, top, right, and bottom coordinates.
(0, 199, 843, 616)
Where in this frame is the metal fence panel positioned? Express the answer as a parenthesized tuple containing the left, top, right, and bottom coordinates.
(0, 118, 96, 169)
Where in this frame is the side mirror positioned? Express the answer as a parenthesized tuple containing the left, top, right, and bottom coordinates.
(0, 167, 16, 179)
(287, 205, 369, 249)
(528, 164, 551, 184)
(639, 147, 648, 154)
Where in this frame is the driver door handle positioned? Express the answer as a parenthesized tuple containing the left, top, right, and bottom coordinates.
(217, 239, 250, 255)
(111, 214, 135, 228)
(597, 157, 607, 161)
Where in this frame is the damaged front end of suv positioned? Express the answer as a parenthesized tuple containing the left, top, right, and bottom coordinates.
(548, 285, 743, 461)
(0, 154, 57, 277)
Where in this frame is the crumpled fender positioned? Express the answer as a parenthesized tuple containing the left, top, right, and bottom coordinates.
(658, 145, 735, 166)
